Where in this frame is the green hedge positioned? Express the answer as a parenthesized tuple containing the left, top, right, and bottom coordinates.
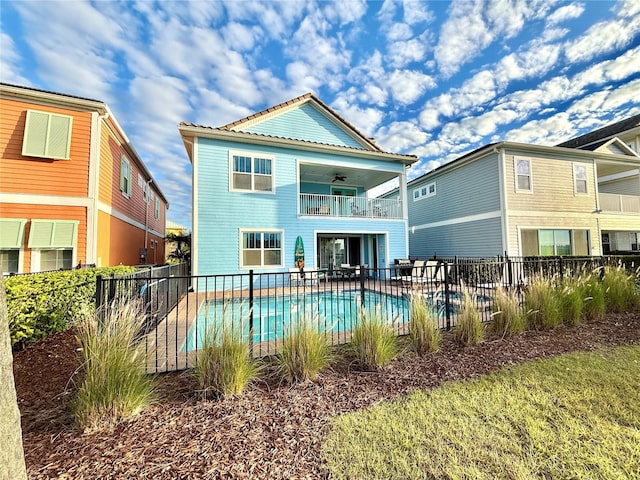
(5, 266, 135, 348)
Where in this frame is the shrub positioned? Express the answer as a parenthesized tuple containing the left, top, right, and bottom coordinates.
(193, 308, 259, 399)
(453, 291, 484, 346)
(582, 272, 606, 321)
(408, 292, 440, 355)
(6, 266, 135, 347)
(490, 286, 525, 337)
(525, 276, 561, 331)
(349, 306, 397, 371)
(73, 298, 155, 432)
(276, 313, 333, 383)
(602, 265, 637, 313)
(558, 277, 584, 327)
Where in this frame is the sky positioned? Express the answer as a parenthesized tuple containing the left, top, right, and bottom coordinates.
(2, 0, 639, 230)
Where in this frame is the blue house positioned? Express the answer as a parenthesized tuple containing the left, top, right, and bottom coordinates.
(178, 93, 417, 279)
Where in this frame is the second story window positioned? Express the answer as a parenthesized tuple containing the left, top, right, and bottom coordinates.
(515, 158, 532, 192)
(574, 163, 588, 194)
(230, 152, 274, 193)
(413, 182, 436, 201)
(154, 198, 160, 219)
(22, 110, 73, 160)
(120, 155, 132, 197)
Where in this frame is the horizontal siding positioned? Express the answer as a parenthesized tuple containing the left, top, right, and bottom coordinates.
(408, 153, 501, 227)
(244, 104, 365, 149)
(505, 152, 597, 213)
(98, 118, 166, 235)
(598, 213, 640, 232)
(1, 203, 87, 272)
(507, 214, 600, 255)
(409, 217, 503, 258)
(195, 137, 407, 276)
(599, 176, 640, 196)
(0, 98, 91, 196)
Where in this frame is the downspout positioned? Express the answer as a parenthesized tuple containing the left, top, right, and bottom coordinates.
(496, 146, 510, 255)
(400, 166, 409, 257)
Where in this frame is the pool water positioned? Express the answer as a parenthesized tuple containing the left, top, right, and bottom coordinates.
(184, 290, 407, 351)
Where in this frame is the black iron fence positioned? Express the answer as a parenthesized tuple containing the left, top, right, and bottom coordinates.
(94, 256, 639, 374)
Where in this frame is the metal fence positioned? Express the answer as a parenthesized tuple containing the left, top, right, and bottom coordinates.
(95, 256, 639, 374)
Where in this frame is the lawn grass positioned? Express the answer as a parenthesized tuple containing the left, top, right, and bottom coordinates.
(322, 345, 640, 480)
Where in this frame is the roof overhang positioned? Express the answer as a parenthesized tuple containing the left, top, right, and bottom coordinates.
(178, 124, 418, 166)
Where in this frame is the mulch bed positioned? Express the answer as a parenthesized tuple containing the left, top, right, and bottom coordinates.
(14, 313, 640, 479)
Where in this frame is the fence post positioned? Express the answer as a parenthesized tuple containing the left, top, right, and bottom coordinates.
(444, 261, 451, 331)
(558, 257, 564, 281)
(248, 269, 254, 357)
(359, 264, 366, 310)
(95, 274, 104, 323)
(107, 273, 116, 304)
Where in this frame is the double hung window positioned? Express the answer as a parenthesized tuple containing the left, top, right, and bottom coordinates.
(240, 230, 283, 268)
(515, 158, 532, 191)
(120, 155, 132, 197)
(231, 152, 274, 192)
(573, 164, 588, 194)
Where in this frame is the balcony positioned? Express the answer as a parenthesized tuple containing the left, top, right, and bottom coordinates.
(300, 193, 403, 219)
(599, 193, 640, 213)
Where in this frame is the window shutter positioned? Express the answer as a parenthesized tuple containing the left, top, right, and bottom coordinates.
(28, 220, 77, 248)
(28, 221, 55, 248)
(128, 161, 133, 196)
(120, 156, 126, 192)
(22, 111, 49, 157)
(0, 219, 27, 248)
(47, 114, 72, 159)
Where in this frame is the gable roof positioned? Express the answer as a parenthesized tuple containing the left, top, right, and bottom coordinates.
(588, 137, 639, 157)
(557, 113, 640, 149)
(179, 93, 417, 165)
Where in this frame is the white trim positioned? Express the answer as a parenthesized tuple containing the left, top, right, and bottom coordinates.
(86, 111, 101, 264)
(30, 247, 76, 273)
(508, 209, 601, 219)
(97, 201, 164, 238)
(238, 228, 285, 270)
(598, 169, 640, 183)
(0, 192, 91, 207)
(572, 162, 588, 195)
(514, 156, 533, 193)
(498, 147, 509, 255)
(297, 157, 405, 174)
(412, 210, 502, 231)
(399, 169, 409, 256)
(192, 138, 199, 276)
(228, 150, 276, 194)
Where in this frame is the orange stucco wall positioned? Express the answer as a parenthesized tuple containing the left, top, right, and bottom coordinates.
(97, 210, 165, 266)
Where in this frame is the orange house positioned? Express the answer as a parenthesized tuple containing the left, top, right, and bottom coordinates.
(0, 83, 168, 274)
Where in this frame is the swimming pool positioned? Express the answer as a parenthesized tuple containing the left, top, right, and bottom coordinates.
(184, 290, 407, 351)
(183, 288, 493, 352)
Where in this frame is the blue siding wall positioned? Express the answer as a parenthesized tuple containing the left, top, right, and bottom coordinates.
(244, 104, 365, 149)
(409, 217, 503, 257)
(195, 137, 407, 277)
(408, 153, 501, 227)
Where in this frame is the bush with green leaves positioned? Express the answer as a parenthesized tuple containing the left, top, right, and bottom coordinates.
(408, 292, 440, 355)
(602, 265, 638, 313)
(193, 307, 259, 399)
(489, 286, 525, 337)
(349, 306, 398, 371)
(525, 276, 561, 331)
(6, 266, 135, 347)
(453, 291, 484, 346)
(73, 298, 155, 432)
(276, 312, 333, 383)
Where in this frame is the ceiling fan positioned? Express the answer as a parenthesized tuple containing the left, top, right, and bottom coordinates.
(332, 174, 347, 182)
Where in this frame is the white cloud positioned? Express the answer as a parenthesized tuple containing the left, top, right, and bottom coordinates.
(546, 3, 585, 25)
(386, 34, 431, 68)
(324, 0, 368, 25)
(387, 69, 436, 104)
(0, 33, 29, 85)
(221, 22, 260, 51)
(331, 95, 384, 137)
(386, 22, 413, 41)
(374, 121, 430, 152)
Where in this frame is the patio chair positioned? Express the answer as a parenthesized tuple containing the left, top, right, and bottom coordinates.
(420, 261, 450, 289)
(393, 260, 426, 285)
(319, 204, 330, 215)
(289, 267, 304, 287)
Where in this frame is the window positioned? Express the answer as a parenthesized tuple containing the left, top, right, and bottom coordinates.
(573, 164, 588, 194)
(240, 230, 283, 268)
(120, 155, 132, 197)
(154, 198, 160, 219)
(0, 250, 19, 275)
(39, 249, 73, 271)
(515, 158, 532, 191)
(413, 182, 436, 201)
(521, 229, 589, 256)
(22, 110, 73, 160)
(230, 152, 274, 192)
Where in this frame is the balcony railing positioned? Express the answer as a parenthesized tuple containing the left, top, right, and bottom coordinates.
(300, 193, 402, 219)
(599, 193, 640, 213)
